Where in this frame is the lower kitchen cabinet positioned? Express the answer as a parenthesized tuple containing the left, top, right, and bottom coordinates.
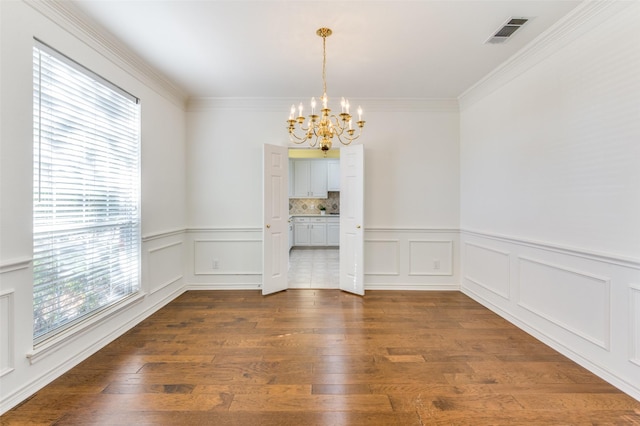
(327, 217, 340, 246)
(293, 216, 339, 247)
(294, 222, 310, 246)
(309, 222, 327, 246)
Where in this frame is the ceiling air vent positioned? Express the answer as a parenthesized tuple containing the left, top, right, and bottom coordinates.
(485, 17, 529, 44)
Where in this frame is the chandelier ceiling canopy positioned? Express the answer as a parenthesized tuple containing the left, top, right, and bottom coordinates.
(287, 28, 365, 154)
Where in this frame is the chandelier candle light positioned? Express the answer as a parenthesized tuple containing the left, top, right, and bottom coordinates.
(287, 28, 365, 154)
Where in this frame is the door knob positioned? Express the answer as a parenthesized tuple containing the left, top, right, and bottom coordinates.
(266, 224, 271, 228)
(356, 225, 361, 229)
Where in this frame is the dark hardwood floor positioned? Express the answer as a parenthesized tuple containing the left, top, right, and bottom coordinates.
(2, 290, 639, 425)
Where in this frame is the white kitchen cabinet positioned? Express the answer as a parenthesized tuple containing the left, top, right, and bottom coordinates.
(288, 159, 294, 197)
(294, 221, 310, 246)
(291, 159, 328, 198)
(292, 216, 338, 247)
(309, 221, 327, 246)
(327, 217, 340, 246)
(327, 160, 340, 191)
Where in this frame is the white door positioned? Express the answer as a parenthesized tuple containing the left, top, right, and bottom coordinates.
(263, 144, 289, 295)
(339, 144, 364, 295)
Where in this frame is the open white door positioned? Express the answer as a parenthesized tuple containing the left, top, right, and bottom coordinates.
(262, 144, 289, 295)
(339, 144, 364, 295)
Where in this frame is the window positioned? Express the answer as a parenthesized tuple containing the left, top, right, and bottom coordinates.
(32, 40, 140, 343)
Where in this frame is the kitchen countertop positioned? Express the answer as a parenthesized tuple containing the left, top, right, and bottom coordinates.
(290, 214, 340, 217)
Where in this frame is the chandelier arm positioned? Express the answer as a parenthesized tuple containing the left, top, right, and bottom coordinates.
(334, 130, 361, 146)
(288, 130, 311, 143)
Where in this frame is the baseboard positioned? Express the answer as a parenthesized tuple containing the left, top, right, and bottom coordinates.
(365, 283, 460, 291)
(184, 283, 262, 291)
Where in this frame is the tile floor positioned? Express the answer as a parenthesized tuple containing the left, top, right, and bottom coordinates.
(288, 247, 339, 288)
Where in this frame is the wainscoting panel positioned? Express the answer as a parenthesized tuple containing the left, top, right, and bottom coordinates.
(186, 229, 263, 289)
(463, 242, 510, 299)
(409, 240, 453, 276)
(0, 290, 14, 377)
(518, 256, 610, 349)
(631, 284, 640, 366)
(194, 240, 262, 275)
(460, 229, 640, 401)
(364, 240, 400, 276)
(0, 259, 29, 381)
(363, 229, 459, 290)
(147, 241, 184, 295)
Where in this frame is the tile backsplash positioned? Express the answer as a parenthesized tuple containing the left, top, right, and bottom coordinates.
(289, 191, 340, 215)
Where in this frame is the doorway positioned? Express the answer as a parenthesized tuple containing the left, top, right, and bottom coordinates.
(263, 144, 364, 295)
(287, 148, 340, 288)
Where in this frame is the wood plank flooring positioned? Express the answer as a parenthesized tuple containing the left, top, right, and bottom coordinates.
(2, 290, 639, 425)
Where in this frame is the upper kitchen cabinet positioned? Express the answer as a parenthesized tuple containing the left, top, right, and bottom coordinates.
(327, 160, 340, 191)
(291, 159, 328, 198)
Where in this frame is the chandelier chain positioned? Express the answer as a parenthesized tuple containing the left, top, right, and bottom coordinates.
(322, 35, 327, 96)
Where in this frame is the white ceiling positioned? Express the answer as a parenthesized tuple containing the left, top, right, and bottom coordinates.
(69, 0, 582, 100)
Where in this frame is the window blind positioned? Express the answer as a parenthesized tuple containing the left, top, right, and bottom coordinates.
(33, 40, 141, 342)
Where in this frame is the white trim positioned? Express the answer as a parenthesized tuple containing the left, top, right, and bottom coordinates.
(461, 229, 640, 269)
(464, 277, 510, 301)
(149, 276, 183, 295)
(25, 0, 187, 108)
(517, 256, 611, 350)
(187, 97, 459, 113)
(366, 228, 459, 233)
(184, 283, 262, 291)
(148, 240, 183, 254)
(146, 241, 184, 295)
(0, 258, 32, 274)
(193, 239, 262, 276)
(0, 289, 15, 377)
(142, 228, 186, 242)
(363, 239, 400, 276)
(407, 239, 454, 277)
(463, 241, 511, 300)
(27, 292, 146, 364)
(365, 283, 459, 291)
(630, 284, 640, 367)
(459, 1, 635, 110)
(187, 227, 262, 233)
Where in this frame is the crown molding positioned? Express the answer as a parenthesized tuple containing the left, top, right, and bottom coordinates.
(25, 0, 188, 109)
(458, 0, 635, 111)
(187, 97, 458, 113)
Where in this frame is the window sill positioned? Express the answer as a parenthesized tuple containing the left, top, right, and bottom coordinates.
(26, 292, 146, 365)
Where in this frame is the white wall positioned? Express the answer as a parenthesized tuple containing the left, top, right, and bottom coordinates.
(185, 99, 460, 290)
(459, 1, 640, 400)
(0, 1, 188, 413)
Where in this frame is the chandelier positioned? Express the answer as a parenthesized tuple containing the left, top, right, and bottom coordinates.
(287, 28, 365, 153)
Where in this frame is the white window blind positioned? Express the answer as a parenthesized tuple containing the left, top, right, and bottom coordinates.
(32, 40, 141, 342)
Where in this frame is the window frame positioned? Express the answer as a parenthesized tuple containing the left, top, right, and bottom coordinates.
(32, 38, 142, 347)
